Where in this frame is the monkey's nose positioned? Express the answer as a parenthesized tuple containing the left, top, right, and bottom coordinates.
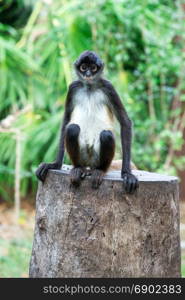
(86, 70, 91, 77)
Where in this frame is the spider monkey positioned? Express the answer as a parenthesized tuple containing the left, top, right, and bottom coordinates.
(36, 51, 139, 193)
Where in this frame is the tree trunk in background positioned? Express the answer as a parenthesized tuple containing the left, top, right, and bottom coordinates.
(29, 166, 181, 278)
(174, 3, 185, 201)
(170, 96, 185, 201)
(175, 129, 185, 201)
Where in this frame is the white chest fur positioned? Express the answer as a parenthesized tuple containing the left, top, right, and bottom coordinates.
(69, 87, 114, 151)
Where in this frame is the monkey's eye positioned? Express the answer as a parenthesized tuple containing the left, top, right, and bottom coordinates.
(80, 64, 87, 72)
(91, 64, 97, 72)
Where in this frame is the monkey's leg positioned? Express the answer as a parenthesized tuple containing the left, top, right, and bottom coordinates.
(65, 123, 85, 187)
(91, 130, 115, 189)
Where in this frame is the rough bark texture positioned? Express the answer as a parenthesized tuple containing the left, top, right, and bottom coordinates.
(29, 165, 181, 278)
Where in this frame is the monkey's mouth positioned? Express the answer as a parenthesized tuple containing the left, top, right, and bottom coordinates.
(84, 76, 93, 81)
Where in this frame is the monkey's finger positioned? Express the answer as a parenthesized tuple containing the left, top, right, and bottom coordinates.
(122, 176, 132, 193)
(125, 177, 133, 194)
(122, 176, 127, 190)
(91, 174, 103, 189)
(39, 163, 52, 182)
(136, 179, 139, 189)
(129, 178, 139, 194)
(125, 181, 132, 194)
(130, 180, 138, 194)
(40, 167, 48, 182)
(129, 176, 137, 193)
(36, 167, 45, 182)
(133, 179, 139, 192)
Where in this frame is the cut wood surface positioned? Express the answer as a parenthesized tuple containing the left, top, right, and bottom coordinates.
(29, 165, 181, 277)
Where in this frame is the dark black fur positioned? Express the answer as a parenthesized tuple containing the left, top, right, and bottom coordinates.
(74, 51, 104, 83)
(35, 80, 82, 181)
(65, 124, 80, 167)
(36, 51, 138, 193)
(99, 130, 115, 172)
(74, 50, 104, 69)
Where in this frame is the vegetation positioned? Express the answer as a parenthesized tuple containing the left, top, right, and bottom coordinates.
(0, 237, 32, 277)
(0, 0, 185, 201)
(182, 256, 185, 277)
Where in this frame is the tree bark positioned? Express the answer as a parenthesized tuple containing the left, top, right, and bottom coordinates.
(29, 165, 181, 278)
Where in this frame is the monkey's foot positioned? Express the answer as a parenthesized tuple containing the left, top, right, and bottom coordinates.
(122, 172, 139, 194)
(91, 169, 105, 189)
(70, 167, 86, 187)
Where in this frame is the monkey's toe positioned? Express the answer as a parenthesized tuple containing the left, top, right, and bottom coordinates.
(70, 167, 84, 187)
(122, 173, 139, 194)
(91, 169, 105, 189)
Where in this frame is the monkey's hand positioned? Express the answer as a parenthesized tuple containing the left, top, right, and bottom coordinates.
(121, 172, 139, 194)
(35, 162, 60, 182)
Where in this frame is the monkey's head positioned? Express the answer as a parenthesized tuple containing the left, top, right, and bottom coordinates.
(74, 51, 104, 84)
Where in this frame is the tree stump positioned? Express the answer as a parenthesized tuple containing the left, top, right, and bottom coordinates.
(29, 165, 181, 278)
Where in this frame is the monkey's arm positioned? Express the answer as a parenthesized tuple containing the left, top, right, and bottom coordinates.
(101, 79, 138, 193)
(36, 81, 81, 182)
(35, 115, 68, 182)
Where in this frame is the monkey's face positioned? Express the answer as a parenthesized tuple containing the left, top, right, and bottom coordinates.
(74, 51, 104, 83)
(77, 62, 99, 81)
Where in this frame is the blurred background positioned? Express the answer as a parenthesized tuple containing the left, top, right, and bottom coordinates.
(0, 0, 185, 277)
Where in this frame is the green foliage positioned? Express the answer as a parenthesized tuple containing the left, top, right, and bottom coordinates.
(0, 0, 185, 200)
(0, 0, 33, 28)
(181, 252, 185, 277)
(0, 237, 32, 277)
